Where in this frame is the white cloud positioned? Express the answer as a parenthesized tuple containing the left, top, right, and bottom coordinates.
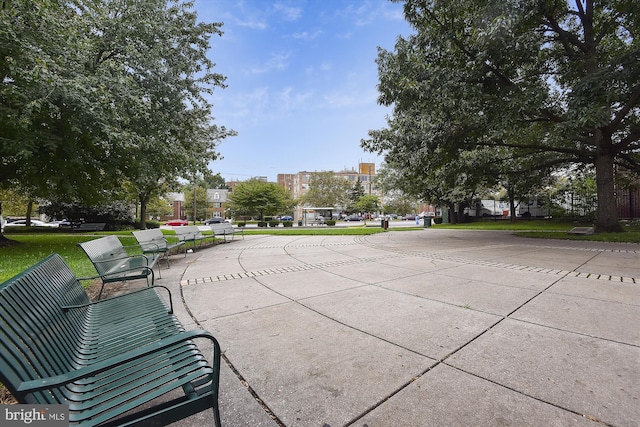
(236, 18, 268, 30)
(273, 3, 302, 21)
(338, 1, 405, 27)
(248, 52, 290, 74)
(291, 29, 323, 40)
(277, 87, 314, 113)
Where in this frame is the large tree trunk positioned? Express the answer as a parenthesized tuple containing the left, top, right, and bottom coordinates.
(26, 200, 33, 226)
(594, 132, 623, 233)
(448, 202, 456, 224)
(139, 194, 149, 230)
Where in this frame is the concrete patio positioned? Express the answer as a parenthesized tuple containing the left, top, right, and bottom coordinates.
(139, 228, 639, 427)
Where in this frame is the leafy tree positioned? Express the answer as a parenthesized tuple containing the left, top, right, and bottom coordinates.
(347, 179, 366, 212)
(1, 0, 113, 202)
(553, 167, 598, 220)
(301, 172, 351, 209)
(354, 195, 381, 219)
(40, 200, 134, 228)
(0, 1, 234, 232)
(201, 173, 227, 189)
(365, 0, 640, 232)
(145, 195, 174, 221)
(184, 185, 210, 223)
(227, 179, 294, 221)
(84, 0, 234, 229)
(0, 188, 31, 219)
(350, 179, 365, 199)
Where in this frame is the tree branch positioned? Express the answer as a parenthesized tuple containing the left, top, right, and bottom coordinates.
(483, 140, 593, 160)
(607, 85, 640, 136)
(615, 125, 640, 153)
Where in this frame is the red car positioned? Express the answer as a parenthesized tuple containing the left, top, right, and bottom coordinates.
(165, 219, 188, 226)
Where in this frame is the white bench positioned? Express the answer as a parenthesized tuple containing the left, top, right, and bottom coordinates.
(210, 222, 244, 242)
(174, 225, 216, 249)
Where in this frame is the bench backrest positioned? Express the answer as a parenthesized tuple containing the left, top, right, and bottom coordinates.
(78, 235, 130, 275)
(210, 223, 233, 234)
(132, 229, 168, 251)
(76, 222, 106, 231)
(0, 254, 90, 403)
(174, 225, 203, 240)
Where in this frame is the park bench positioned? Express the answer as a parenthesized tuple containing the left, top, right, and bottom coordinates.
(210, 222, 244, 242)
(0, 253, 222, 427)
(132, 228, 186, 267)
(78, 235, 160, 299)
(73, 222, 107, 232)
(174, 225, 216, 250)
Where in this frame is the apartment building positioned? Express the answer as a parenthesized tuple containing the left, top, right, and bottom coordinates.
(277, 163, 378, 201)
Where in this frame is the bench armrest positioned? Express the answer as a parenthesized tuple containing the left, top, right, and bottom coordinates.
(177, 232, 198, 241)
(139, 241, 165, 253)
(92, 253, 155, 266)
(62, 285, 174, 313)
(17, 329, 221, 394)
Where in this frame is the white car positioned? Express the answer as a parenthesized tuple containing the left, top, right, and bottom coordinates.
(4, 219, 59, 227)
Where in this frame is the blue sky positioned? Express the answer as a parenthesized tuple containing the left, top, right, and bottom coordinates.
(193, 0, 413, 182)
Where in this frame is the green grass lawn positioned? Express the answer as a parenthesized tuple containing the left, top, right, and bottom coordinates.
(433, 219, 640, 243)
(0, 230, 176, 284)
(433, 219, 575, 231)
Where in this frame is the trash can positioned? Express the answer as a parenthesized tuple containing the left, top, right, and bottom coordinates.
(424, 217, 432, 228)
(297, 220, 303, 227)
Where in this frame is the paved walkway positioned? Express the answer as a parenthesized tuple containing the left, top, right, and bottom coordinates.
(145, 229, 639, 427)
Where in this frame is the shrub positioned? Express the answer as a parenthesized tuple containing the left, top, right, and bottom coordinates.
(434, 217, 443, 224)
(257, 221, 267, 227)
(326, 220, 336, 226)
(40, 200, 135, 230)
(268, 220, 280, 227)
(135, 220, 160, 229)
(282, 220, 293, 227)
(237, 222, 246, 227)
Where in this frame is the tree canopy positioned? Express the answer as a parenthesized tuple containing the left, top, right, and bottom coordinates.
(301, 172, 351, 209)
(226, 179, 295, 220)
(363, 0, 640, 232)
(0, 0, 234, 230)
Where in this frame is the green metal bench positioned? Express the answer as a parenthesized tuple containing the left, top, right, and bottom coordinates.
(73, 222, 107, 232)
(78, 235, 160, 299)
(173, 225, 216, 250)
(210, 223, 244, 242)
(0, 253, 222, 427)
(132, 228, 186, 267)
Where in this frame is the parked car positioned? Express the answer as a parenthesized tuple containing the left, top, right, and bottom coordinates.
(344, 215, 363, 221)
(165, 219, 188, 226)
(4, 219, 58, 228)
(280, 216, 293, 221)
(204, 217, 229, 225)
(49, 219, 72, 227)
(404, 214, 417, 220)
